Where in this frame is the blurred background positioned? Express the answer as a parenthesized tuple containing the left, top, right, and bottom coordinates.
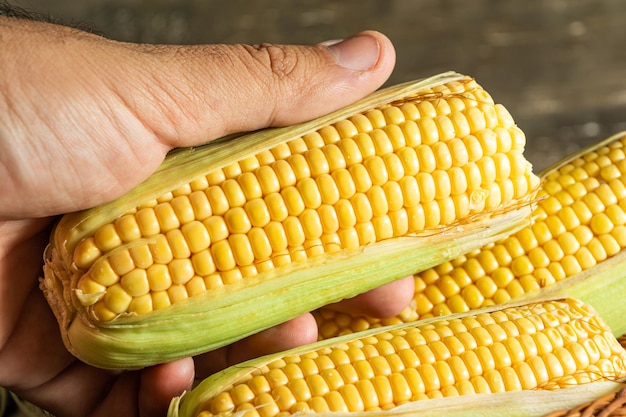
(13, 0, 626, 171)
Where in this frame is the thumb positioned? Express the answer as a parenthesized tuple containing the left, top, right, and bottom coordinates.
(0, 22, 395, 217)
(120, 30, 396, 147)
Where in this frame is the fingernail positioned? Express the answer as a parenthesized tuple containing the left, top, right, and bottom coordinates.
(325, 34, 380, 71)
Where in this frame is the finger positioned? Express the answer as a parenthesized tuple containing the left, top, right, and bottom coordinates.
(324, 275, 415, 318)
(90, 371, 141, 417)
(194, 313, 318, 378)
(11, 361, 118, 417)
(138, 358, 195, 417)
(11, 356, 194, 417)
(0, 282, 75, 389)
(0, 218, 54, 357)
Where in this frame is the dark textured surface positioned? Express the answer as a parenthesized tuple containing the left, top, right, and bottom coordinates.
(14, 0, 626, 171)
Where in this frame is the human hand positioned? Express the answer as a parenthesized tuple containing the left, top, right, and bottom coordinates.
(0, 15, 413, 417)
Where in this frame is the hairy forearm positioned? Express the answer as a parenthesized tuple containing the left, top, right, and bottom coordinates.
(0, 1, 101, 33)
(0, 2, 46, 20)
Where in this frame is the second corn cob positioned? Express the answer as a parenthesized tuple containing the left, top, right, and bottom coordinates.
(315, 132, 626, 340)
(42, 71, 539, 368)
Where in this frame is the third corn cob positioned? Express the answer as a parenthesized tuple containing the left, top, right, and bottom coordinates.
(315, 132, 626, 340)
(168, 298, 626, 417)
(42, 72, 539, 368)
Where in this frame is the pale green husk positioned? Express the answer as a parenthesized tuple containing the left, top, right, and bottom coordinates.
(42, 71, 538, 369)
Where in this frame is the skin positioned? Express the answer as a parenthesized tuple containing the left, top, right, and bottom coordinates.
(0, 15, 415, 417)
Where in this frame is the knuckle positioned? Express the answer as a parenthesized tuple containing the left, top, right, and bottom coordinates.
(249, 43, 301, 81)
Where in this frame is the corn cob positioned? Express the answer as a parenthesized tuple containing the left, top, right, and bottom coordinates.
(168, 298, 626, 417)
(315, 132, 626, 340)
(42, 71, 539, 369)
